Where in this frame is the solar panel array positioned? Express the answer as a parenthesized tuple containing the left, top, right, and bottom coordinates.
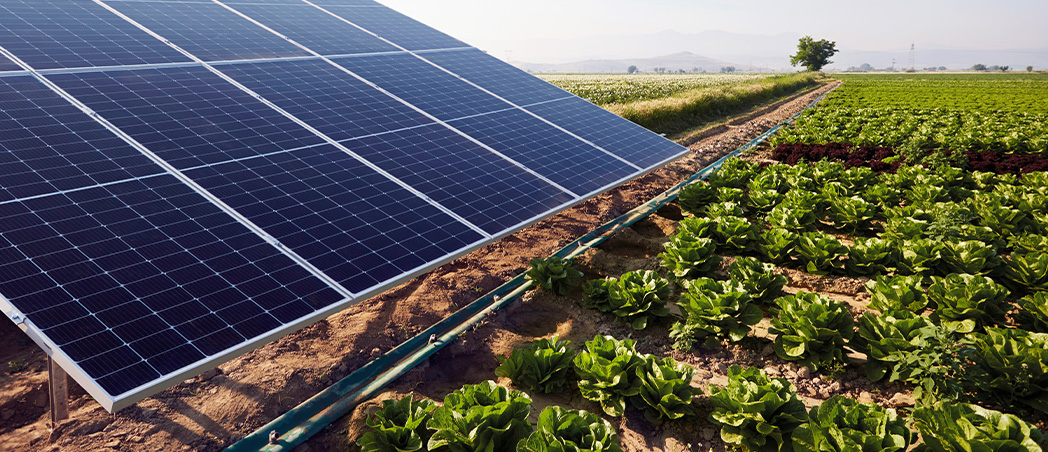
(0, 0, 688, 411)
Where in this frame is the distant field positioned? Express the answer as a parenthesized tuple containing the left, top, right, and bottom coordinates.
(537, 73, 772, 105)
(825, 73, 1048, 112)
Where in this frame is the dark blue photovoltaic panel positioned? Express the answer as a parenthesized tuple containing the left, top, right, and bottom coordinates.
(339, 124, 574, 233)
(49, 66, 327, 170)
(183, 144, 484, 293)
(106, 1, 310, 62)
(322, 5, 466, 51)
(214, 59, 432, 141)
(527, 97, 689, 168)
(0, 176, 342, 396)
(225, 3, 397, 56)
(0, 76, 166, 203)
(0, 0, 191, 70)
(334, 54, 511, 122)
(422, 49, 573, 106)
(310, 1, 383, 5)
(0, 55, 20, 72)
(448, 109, 638, 196)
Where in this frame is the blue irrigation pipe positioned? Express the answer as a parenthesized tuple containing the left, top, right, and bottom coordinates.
(224, 83, 837, 452)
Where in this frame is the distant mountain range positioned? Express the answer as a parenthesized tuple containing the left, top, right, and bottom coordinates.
(494, 30, 1048, 73)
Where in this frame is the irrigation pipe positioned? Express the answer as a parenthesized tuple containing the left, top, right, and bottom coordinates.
(225, 83, 837, 452)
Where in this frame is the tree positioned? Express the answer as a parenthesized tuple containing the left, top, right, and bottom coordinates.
(858, 63, 874, 72)
(627, 65, 638, 74)
(1000, 66, 1010, 72)
(720, 66, 736, 73)
(972, 63, 987, 71)
(1029, 66, 1035, 72)
(790, 36, 838, 71)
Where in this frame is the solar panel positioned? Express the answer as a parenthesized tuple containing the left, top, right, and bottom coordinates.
(0, 0, 688, 412)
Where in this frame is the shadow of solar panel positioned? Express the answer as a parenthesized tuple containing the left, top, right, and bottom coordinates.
(319, 4, 467, 51)
(0, 75, 166, 202)
(527, 97, 689, 168)
(333, 53, 512, 122)
(106, 0, 310, 62)
(422, 49, 574, 106)
(0, 0, 190, 70)
(223, 3, 397, 56)
(0, 176, 342, 399)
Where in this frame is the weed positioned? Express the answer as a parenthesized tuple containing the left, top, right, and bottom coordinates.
(7, 358, 28, 374)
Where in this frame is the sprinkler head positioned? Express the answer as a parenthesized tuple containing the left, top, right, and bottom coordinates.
(269, 430, 279, 444)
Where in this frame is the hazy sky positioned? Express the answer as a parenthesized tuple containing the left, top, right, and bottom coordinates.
(381, 0, 1048, 59)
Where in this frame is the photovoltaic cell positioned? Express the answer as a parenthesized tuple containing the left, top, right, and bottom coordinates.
(213, 59, 433, 141)
(48, 66, 327, 170)
(0, 0, 191, 70)
(333, 53, 511, 122)
(320, 5, 467, 51)
(224, 3, 397, 56)
(338, 124, 575, 233)
(421, 49, 573, 106)
(105, 0, 310, 62)
(0, 55, 20, 72)
(0, 176, 343, 396)
(526, 97, 689, 168)
(448, 109, 639, 196)
(0, 75, 166, 203)
(183, 144, 485, 293)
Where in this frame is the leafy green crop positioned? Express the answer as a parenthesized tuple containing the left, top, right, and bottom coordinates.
(581, 271, 671, 330)
(713, 215, 760, 254)
(573, 336, 644, 417)
(968, 328, 1048, 414)
(912, 402, 1046, 452)
(705, 201, 746, 219)
(496, 336, 577, 394)
(671, 278, 762, 350)
(1010, 234, 1048, 255)
(708, 365, 808, 452)
(676, 217, 717, 240)
(729, 256, 789, 302)
(794, 232, 847, 276)
(827, 195, 878, 233)
(516, 406, 623, 452)
(893, 238, 942, 277)
(938, 240, 1001, 276)
(748, 189, 785, 213)
(677, 181, 717, 216)
(766, 204, 818, 233)
(427, 381, 533, 452)
(760, 228, 800, 265)
(770, 291, 855, 371)
(526, 256, 583, 296)
(1018, 292, 1048, 333)
(792, 395, 916, 452)
(927, 273, 1009, 333)
(845, 237, 894, 277)
(658, 236, 719, 279)
(707, 157, 757, 189)
(717, 187, 746, 204)
(1001, 252, 1048, 294)
(865, 274, 928, 313)
(631, 355, 699, 422)
(358, 395, 437, 452)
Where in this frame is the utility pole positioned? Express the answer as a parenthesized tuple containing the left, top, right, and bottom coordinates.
(908, 42, 916, 72)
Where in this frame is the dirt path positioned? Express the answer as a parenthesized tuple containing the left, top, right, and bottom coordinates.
(0, 82, 837, 452)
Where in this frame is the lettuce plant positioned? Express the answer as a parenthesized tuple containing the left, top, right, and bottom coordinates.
(526, 256, 583, 295)
(750, 165, 789, 194)
(713, 215, 760, 254)
(852, 309, 965, 396)
(658, 236, 720, 280)
(676, 216, 717, 240)
(770, 291, 855, 371)
(864, 274, 928, 313)
(496, 335, 576, 394)
(968, 328, 1048, 414)
(671, 278, 762, 350)
(766, 203, 818, 232)
(827, 195, 878, 233)
(748, 189, 784, 213)
(794, 231, 847, 276)
(706, 157, 757, 189)
(358, 395, 437, 452)
(677, 182, 717, 216)
(882, 215, 928, 242)
(760, 228, 799, 265)
(516, 406, 623, 452)
(975, 201, 1036, 241)
(792, 395, 916, 452)
(581, 270, 670, 330)
(1018, 292, 1048, 333)
(708, 365, 807, 452)
(1001, 251, 1048, 294)
(927, 273, 1009, 333)
(631, 355, 699, 422)
(716, 187, 746, 204)
(427, 381, 533, 452)
(845, 237, 894, 277)
(573, 336, 644, 417)
(938, 239, 1001, 276)
(912, 402, 1046, 452)
(729, 256, 788, 303)
(862, 183, 901, 211)
(893, 238, 942, 277)
(705, 201, 746, 219)
(1010, 234, 1048, 255)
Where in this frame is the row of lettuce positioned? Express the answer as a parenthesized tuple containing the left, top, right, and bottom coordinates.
(358, 334, 1045, 452)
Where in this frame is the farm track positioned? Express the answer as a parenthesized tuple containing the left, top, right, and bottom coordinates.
(0, 82, 835, 452)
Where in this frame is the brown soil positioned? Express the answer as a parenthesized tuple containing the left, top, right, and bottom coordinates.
(0, 82, 841, 452)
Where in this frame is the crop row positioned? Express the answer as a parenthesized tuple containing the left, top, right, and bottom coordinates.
(825, 74, 1048, 113)
(770, 143, 1048, 174)
(537, 73, 771, 105)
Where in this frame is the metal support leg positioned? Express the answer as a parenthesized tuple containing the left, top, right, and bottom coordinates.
(48, 357, 68, 425)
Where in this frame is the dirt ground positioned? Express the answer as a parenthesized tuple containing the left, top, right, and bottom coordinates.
(0, 82, 839, 452)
